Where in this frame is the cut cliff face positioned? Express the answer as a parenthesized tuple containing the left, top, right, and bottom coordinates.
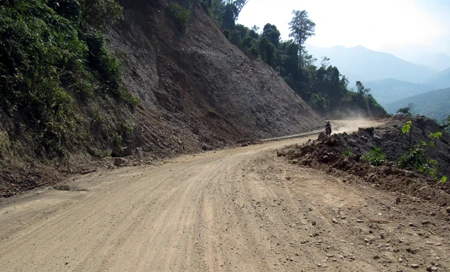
(108, 0, 321, 151)
(0, 0, 322, 197)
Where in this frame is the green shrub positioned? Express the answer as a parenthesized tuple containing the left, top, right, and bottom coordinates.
(84, 29, 121, 94)
(80, 0, 123, 29)
(119, 86, 139, 107)
(362, 147, 386, 166)
(398, 122, 445, 180)
(48, 0, 81, 22)
(398, 141, 439, 178)
(0, 2, 82, 132)
(342, 149, 353, 158)
(167, 2, 191, 33)
(0, 0, 129, 158)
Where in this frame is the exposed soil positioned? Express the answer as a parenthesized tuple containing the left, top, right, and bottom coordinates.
(0, 0, 321, 197)
(109, 0, 321, 147)
(279, 116, 450, 206)
(0, 120, 448, 272)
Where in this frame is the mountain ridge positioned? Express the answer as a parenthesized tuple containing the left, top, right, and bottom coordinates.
(384, 88, 450, 122)
(363, 78, 433, 107)
(306, 44, 437, 84)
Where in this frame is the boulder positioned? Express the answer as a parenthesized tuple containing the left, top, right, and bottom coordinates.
(114, 158, 128, 166)
(112, 146, 132, 157)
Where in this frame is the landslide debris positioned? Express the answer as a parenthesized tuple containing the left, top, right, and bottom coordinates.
(279, 116, 450, 206)
(0, 0, 321, 197)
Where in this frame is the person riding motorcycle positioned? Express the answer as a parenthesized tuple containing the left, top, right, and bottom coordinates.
(325, 121, 332, 136)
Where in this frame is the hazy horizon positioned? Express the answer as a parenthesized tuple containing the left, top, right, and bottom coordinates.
(237, 0, 450, 58)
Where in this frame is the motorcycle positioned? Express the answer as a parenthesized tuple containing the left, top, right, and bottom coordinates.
(325, 126, 331, 136)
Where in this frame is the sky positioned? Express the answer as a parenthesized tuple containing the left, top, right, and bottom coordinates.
(237, 0, 450, 55)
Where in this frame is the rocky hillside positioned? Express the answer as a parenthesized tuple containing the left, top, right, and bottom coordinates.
(109, 0, 320, 144)
(0, 0, 321, 197)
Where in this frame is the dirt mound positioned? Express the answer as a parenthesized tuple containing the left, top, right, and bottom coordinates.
(279, 116, 450, 207)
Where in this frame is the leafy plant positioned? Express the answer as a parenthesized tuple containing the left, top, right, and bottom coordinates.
(167, 2, 191, 33)
(398, 121, 445, 180)
(397, 142, 439, 178)
(0, 0, 135, 159)
(362, 147, 386, 166)
(402, 121, 413, 149)
(119, 87, 139, 107)
(80, 0, 123, 29)
(342, 149, 353, 158)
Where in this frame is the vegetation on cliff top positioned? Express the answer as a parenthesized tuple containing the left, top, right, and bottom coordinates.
(199, 0, 386, 118)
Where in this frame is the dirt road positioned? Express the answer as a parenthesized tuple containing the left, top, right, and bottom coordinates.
(0, 120, 448, 271)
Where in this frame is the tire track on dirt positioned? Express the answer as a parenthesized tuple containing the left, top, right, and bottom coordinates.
(1, 120, 448, 271)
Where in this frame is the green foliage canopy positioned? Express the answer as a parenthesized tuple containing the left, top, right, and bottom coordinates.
(0, 0, 129, 158)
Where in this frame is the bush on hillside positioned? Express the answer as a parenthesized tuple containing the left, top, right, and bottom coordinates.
(167, 2, 191, 33)
(0, 0, 131, 158)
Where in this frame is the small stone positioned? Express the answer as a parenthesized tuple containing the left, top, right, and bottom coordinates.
(357, 219, 364, 223)
(332, 218, 339, 224)
(446, 206, 450, 214)
(410, 264, 420, 268)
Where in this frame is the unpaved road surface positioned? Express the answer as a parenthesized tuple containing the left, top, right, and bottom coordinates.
(0, 120, 448, 272)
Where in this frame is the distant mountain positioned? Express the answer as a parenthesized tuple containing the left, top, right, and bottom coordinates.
(384, 88, 450, 122)
(407, 53, 450, 71)
(306, 45, 437, 84)
(363, 79, 433, 107)
(424, 67, 450, 89)
(380, 43, 450, 71)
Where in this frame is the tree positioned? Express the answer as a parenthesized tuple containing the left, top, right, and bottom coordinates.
(279, 41, 298, 81)
(259, 37, 276, 68)
(221, 3, 237, 30)
(288, 10, 315, 67)
(229, 0, 248, 20)
(356, 81, 370, 97)
(355, 81, 373, 116)
(262, 23, 280, 47)
(320, 56, 330, 68)
(397, 107, 412, 116)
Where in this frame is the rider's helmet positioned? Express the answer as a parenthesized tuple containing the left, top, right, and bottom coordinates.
(326, 121, 330, 125)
